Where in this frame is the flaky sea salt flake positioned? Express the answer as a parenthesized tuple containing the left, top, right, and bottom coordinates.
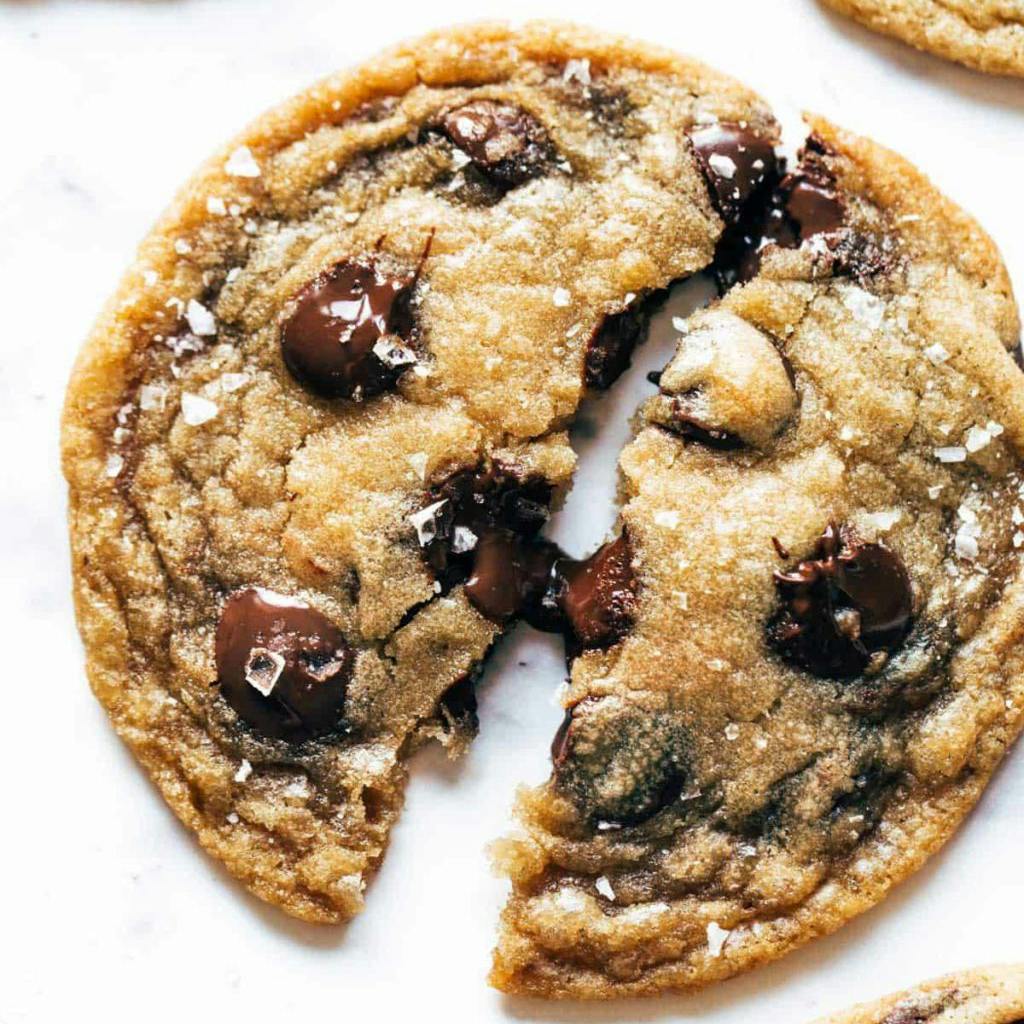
(965, 425, 993, 453)
(552, 287, 572, 307)
(594, 876, 615, 900)
(407, 452, 428, 480)
(409, 499, 447, 546)
(706, 922, 731, 957)
(186, 298, 217, 337)
(220, 372, 249, 393)
(234, 759, 252, 783)
(224, 146, 261, 178)
(140, 384, 167, 411)
(181, 392, 219, 426)
(244, 648, 284, 696)
(934, 446, 966, 463)
(563, 58, 591, 85)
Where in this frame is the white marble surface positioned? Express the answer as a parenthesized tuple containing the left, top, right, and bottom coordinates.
(3, 2, 1024, 1021)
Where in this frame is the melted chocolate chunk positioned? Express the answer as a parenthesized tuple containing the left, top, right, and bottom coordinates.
(550, 534, 639, 650)
(768, 523, 913, 679)
(441, 101, 553, 189)
(215, 588, 353, 740)
(465, 529, 561, 623)
(415, 464, 556, 623)
(714, 134, 849, 287)
(412, 468, 638, 651)
(689, 123, 779, 226)
(660, 399, 743, 450)
(552, 698, 690, 827)
(280, 260, 416, 399)
(785, 168, 845, 240)
(584, 293, 664, 390)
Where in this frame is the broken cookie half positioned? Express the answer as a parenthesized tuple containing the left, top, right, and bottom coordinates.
(490, 119, 1024, 996)
(62, 23, 777, 924)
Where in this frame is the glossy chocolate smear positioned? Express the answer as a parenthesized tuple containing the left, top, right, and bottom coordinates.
(552, 698, 689, 827)
(280, 260, 416, 399)
(584, 293, 664, 390)
(785, 166, 845, 241)
(215, 587, 353, 740)
(689, 123, 778, 226)
(768, 523, 913, 679)
(441, 100, 553, 189)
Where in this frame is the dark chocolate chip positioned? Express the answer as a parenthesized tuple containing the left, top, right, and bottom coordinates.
(689, 123, 779, 226)
(661, 399, 743, 450)
(584, 292, 665, 390)
(712, 134, 850, 287)
(465, 529, 560, 623)
(413, 464, 557, 623)
(767, 523, 913, 679)
(441, 101, 553, 188)
(785, 169, 845, 241)
(215, 587, 352, 740)
(280, 260, 416, 400)
(554, 533, 639, 650)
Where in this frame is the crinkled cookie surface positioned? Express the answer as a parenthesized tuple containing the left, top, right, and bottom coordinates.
(61, 21, 1024, 1000)
(822, 0, 1024, 77)
(816, 965, 1024, 1024)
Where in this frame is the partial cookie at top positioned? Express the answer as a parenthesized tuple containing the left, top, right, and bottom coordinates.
(822, 0, 1024, 77)
(61, 22, 778, 925)
(816, 964, 1024, 1024)
(491, 118, 1024, 997)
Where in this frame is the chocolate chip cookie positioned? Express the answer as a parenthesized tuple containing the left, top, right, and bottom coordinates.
(491, 120, 1024, 996)
(818, 965, 1024, 1024)
(61, 22, 777, 924)
(62, 22, 1024, 995)
(822, 0, 1024, 77)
